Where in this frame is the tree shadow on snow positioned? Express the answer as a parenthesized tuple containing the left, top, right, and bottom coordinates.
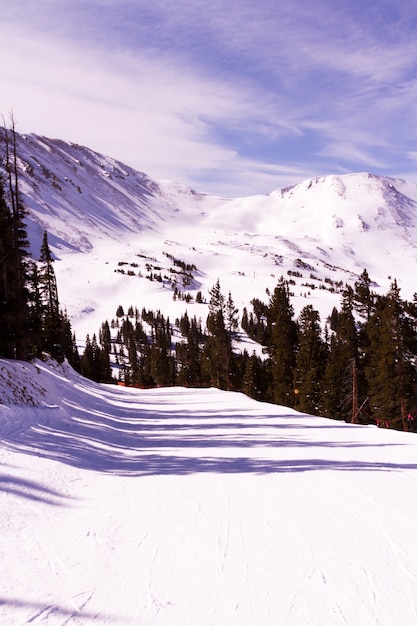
(2, 382, 417, 477)
(0, 596, 116, 624)
(0, 471, 66, 506)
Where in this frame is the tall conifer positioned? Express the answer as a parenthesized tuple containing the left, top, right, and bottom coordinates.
(264, 277, 298, 406)
(0, 117, 31, 358)
(294, 305, 326, 414)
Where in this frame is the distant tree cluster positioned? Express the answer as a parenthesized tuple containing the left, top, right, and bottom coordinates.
(85, 271, 417, 432)
(0, 117, 79, 366)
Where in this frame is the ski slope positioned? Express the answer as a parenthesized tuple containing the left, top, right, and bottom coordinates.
(2, 359, 417, 625)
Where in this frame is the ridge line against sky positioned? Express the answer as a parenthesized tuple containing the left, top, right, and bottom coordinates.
(1, 0, 417, 196)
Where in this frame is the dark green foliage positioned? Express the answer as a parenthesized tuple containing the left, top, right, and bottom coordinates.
(294, 305, 326, 414)
(0, 176, 18, 358)
(150, 314, 175, 386)
(176, 315, 204, 386)
(241, 351, 267, 400)
(37, 231, 61, 359)
(33, 231, 78, 364)
(225, 291, 239, 334)
(203, 279, 233, 389)
(0, 121, 30, 359)
(353, 269, 374, 321)
(363, 281, 417, 430)
(321, 285, 362, 420)
(264, 277, 298, 406)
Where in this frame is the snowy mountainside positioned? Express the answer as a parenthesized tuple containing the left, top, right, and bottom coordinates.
(4, 131, 417, 339)
(11, 133, 210, 254)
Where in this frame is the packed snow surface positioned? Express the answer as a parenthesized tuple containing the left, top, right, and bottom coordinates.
(2, 359, 417, 625)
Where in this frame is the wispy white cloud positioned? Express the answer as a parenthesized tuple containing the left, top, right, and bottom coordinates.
(0, 20, 294, 193)
(2, 0, 417, 194)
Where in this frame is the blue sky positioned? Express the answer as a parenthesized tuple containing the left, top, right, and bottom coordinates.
(1, 0, 417, 195)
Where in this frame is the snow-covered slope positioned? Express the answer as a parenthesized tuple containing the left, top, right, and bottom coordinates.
(4, 131, 417, 340)
(2, 358, 417, 625)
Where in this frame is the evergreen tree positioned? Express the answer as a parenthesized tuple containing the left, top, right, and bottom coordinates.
(203, 279, 232, 389)
(179, 311, 191, 337)
(321, 286, 363, 421)
(364, 281, 417, 430)
(80, 334, 94, 379)
(150, 314, 175, 386)
(0, 118, 31, 359)
(38, 231, 61, 357)
(294, 305, 326, 414)
(60, 312, 81, 371)
(242, 351, 266, 401)
(241, 307, 249, 333)
(353, 269, 374, 321)
(225, 291, 239, 334)
(264, 277, 298, 406)
(81, 334, 105, 381)
(26, 260, 43, 356)
(99, 320, 112, 356)
(0, 175, 16, 357)
(176, 316, 203, 386)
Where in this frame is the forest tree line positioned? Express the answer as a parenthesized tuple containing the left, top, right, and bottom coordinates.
(82, 271, 417, 432)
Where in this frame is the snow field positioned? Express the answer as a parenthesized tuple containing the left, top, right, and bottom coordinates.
(2, 360, 417, 624)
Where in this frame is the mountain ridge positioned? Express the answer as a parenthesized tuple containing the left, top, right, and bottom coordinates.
(2, 130, 417, 339)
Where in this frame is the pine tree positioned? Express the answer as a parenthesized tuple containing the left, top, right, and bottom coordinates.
(38, 231, 61, 356)
(81, 334, 104, 381)
(353, 269, 374, 321)
(176, 316, 203, 386)
(294, 305, 326, 414)
(242, 351, 266, 400)
(203, 279, 232, 389)
(364, 281, 417, 430)
(225, 291, 239, 334)
(150, 314, 175, 386)
(264, 277, 298, 406)
(321, 286, 362, 421)
(0, 117, 31, 359)
(0, 175, 15, 357)
(26, 260, 43, 356)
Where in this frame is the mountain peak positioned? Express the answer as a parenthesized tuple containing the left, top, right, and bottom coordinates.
(3, 130, 417, 338)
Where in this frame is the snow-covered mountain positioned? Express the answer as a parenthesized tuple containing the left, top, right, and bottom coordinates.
(5, 131, 417, 340)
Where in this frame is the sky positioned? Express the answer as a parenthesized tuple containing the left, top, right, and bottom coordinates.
(1, 0, 417, 196)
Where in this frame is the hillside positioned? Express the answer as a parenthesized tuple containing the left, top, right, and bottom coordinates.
(4, 131, 417, 342)
(2, 358, 417, 624)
